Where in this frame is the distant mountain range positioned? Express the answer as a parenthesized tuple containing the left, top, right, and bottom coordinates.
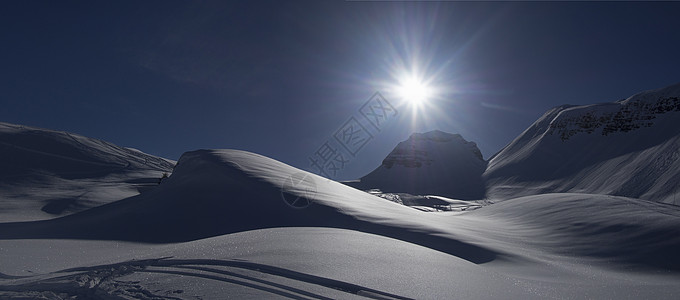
(352, 82, 680, 205)
(1, 82, 678, 224)
(2, 84, 680, 298)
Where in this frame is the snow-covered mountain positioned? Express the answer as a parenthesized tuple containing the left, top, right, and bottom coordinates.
(3, 149, 680, 269)
(485, 82, 680, 204)
(349, 130, 487, 200)
(3, 148, 680, 298)
(0, 149, 494, 263)
(0, 122, 175, 221)
(351, 82, 680, 205)
(2, 84, 680, 298)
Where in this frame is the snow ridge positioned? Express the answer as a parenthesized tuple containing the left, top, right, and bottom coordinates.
(485, 82, 680, 204)
(0, 122, 174, 178)
(548, 95, 680, 141)
(0, 122, 175, 221)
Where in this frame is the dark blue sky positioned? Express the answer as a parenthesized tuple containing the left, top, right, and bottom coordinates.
(2, 1, 679, 180)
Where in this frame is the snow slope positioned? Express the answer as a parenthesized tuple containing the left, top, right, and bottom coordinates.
(3, 80, 680, 298)
(349, 130, 487, 200)
(485, 82, 680, 204)
(2, 149, 680, 299)
(349, 83, 680, 205)
(0, 122, 175, 222)
(4, 149, 677, 270)
(0, 149, 497, 264)
(3, 226, 679, 300)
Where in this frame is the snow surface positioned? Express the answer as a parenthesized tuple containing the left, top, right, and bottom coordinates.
(2, 82, 680, 299)
(483, 82, 680, 204)
(349, 83, 680, 205)
(2, 148, 680, 299)
(367, 191, 482, 212)
(0, 122, 175, 222)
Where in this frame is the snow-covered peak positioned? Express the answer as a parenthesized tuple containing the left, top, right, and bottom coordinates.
(382, 130, 484, 169)
(351, 130, 487, 199)
(546, 83, 680, 141)
(485, 82, 680, 204)
(408, 130, 462, 142)
(620, 81, 680, 105)
(0, 122, 175, 178)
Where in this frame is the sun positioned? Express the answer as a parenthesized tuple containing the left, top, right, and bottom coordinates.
(397, 77, 432, 106)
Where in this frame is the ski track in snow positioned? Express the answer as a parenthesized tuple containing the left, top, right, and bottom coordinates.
(0, 257, 413, 300)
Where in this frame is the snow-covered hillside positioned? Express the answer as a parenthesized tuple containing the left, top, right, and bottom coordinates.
(348, 130, 486, 200)
(484, 83, 680, 204)
(2, 84, 680, 298)
(348, 83, 680, 205)
(2, 149, 680, 299)
(0, 122, 175, 222)
(0, 149, 496, 264)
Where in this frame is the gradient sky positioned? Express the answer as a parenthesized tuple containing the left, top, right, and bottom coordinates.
(2, 1, 679, 180)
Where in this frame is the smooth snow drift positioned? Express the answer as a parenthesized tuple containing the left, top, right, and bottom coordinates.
(2, 149, 679, 270)
(0, 122, 175, 222)
(2, 82, 680, 299)
(0, 149, 497, 264)
(1, 149, 679, 299)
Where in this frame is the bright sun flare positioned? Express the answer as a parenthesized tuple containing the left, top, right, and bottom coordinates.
(397, 78, 432, 106)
